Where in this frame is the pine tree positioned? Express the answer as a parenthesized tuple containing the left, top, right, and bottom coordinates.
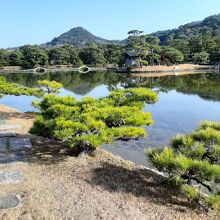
(30, 83, 158, 155)
(147, 121, 220, 210)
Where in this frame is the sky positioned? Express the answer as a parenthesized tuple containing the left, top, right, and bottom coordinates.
(0, 0, 220, 48)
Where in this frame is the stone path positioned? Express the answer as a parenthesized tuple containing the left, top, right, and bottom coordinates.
(0, 195, 21, 210)
(0, 127, 32, 210)
(0, 170, 23, 184)
(0, 133, 32, 164)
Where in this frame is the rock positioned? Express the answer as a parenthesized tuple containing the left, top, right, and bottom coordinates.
(0, 152, 27, 164)
(59, 148, 70, 155)
(0, 170, 23, 184)
(0, 195, 21, 210)
(170, 204, 187, 212)
(0, 138, 7, 152)
(0, 125, 22, 131)
(0, 133, 16, 138)
(9, 138, 32, 150)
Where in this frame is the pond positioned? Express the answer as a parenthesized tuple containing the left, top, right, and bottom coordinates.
(1, 71, 220, 167)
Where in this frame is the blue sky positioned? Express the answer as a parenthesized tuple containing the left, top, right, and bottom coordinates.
(0, 0, 220, 48)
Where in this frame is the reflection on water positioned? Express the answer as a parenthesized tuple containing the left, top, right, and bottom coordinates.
(1, 71, 220, 166)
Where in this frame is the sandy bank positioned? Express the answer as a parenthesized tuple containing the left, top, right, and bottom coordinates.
(0, 104, 219, 219)
(132, 64, 213, 73)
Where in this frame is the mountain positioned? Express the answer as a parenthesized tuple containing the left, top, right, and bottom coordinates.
(42, 13, 220, 48)
(150, 14, 220, 44)
(46, 26, 113, 47)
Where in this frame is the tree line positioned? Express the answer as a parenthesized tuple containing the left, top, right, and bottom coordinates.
(0, 31, 220, 69)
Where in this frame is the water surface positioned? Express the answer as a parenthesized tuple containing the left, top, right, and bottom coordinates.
(1, 71, 220, 166)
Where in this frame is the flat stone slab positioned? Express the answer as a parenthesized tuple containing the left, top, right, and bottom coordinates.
(0, 139, 7, 152)
(0, 170, 23, 184)
(0, 195, 21, 210)
(0, 125, 22, 131)
(0, 133, 16, 138)
(0, 152, 27, 164)
(9, 138, 32, 150)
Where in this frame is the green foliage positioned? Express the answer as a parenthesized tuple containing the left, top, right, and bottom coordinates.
(38, 80, 63, 94)
(47, 27, 110, 47)
(8, 49, 23, 66)
(147, 121, 220, 210)
(103, 44, 125, 66)
(126, 30, 147, 51)
(20, 45, 49, 69)
(79, 43, 107, 65)
(161, 46, 184, 63)
(30, 84, 158, 154)
(48, 45, 82, 65)
(0, 49, 9, 67)
(1, 28, 220, 70)
(151, 14, 220, 44)
(192, 52, 210, 64)
(181, 185, 199, 200)
(168, 39, 189, 61)
(0, 76, 43, 98)
(206, 194, 220, 209)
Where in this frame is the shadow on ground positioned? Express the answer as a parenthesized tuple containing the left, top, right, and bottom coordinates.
(28, 135, 69, 165)
(89, 161, 190, 209)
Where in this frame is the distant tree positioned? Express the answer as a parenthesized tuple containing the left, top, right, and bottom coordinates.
(144, 36, 161, 65)
(20, 45, 49, 69)
(48, 45, 82, 65)
(9, 49, 23, 66)
(127, 30, 144, 37)
(79, 43, 106, 65)
(189, 35, 216, 55)
(192, 52, 210, 64)
(151, 14, 220, 44)
(189, 36, 204, 54)
(168, 39, 190, 61)
(126, 30, 148, 52)
(145, 36, 160, 45)
(103, 44, 125, 66)
(161, 46, 184, 64)
(202, 35, 217, 54)
(67, 46, 82, 65)
(210, 48, 220, 64)
(48, 47, 69, 65)
(0, 49, 9, 67)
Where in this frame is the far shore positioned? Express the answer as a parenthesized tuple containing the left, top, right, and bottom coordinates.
(131, 63, 215, 73)
(0, 63, 218, 75)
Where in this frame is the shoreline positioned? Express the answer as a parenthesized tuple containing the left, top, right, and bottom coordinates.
(0, 64, 218, 75)
(130, 64, 216, 73)
(0, 103, 219, 219)
(0, 103, 163, 176)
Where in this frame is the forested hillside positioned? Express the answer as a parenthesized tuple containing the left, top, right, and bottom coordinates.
(151, 14, 220, 44)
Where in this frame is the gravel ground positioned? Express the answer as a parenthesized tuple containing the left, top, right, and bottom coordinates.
(0, 142, 219, 220)
(0, 104, 7, 123)
(0, 104, 35, 134)
(0, 103, 219, 219)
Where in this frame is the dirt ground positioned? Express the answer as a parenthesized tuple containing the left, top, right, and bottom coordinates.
(0, 104, 35, 134)
(132, 64, 211, 74)
(0, 104, 219, 219)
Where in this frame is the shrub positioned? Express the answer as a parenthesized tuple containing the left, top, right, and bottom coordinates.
(0, 76, 43, 98)
(38, 80, 62, 94)
(30, 84, 158, 155)
(147, 120, 220, 210)
(192, 52, 210, 64)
